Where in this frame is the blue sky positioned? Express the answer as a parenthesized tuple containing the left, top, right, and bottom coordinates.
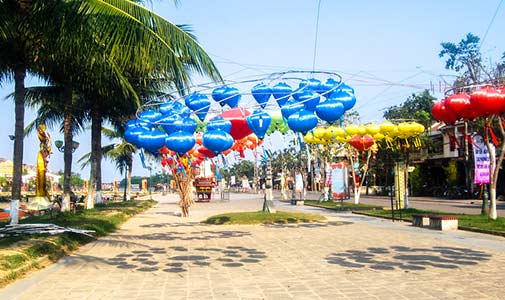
(0, 0, 504, 182)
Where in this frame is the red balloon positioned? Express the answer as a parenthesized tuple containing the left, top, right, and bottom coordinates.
(470, 87, 502, 116)
(348, 135, 374, 152)
(219, 107, 252, 140)
(196, 146, 216, 158)
(432, 98, 457, 124)
(445, 93, 472, 120)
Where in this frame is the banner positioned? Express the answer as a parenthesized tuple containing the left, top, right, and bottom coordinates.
(331, 162, 347, 199)
(472, 135, 493, 184)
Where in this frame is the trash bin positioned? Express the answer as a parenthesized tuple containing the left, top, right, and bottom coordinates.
(220, 189, 230, 202)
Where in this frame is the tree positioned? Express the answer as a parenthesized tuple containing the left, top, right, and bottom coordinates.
(439, 33, 505, 219)
(383, 90, 436, 127)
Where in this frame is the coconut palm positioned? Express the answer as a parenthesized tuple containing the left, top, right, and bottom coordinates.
(1, 0, 222, 218)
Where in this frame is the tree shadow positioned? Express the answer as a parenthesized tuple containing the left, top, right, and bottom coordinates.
(265, 221, 353, 229)
(325, 246, 491, 271)
(99, 245, 267, 273)
(113, 230, 251, 241)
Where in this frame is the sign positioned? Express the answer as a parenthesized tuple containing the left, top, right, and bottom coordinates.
(331, 162, 347, 199)
(472, 135, 493, 184)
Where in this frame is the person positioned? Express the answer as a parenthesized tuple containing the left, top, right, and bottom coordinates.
(294, 169, 304, 201)
(241, 176, 250, 192)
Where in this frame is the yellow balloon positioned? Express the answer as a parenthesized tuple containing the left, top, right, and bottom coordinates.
(345, 125, 359, 136)
(357, 125, 367, 135)
(366, 124, 381, 135)
(313, 127, 326, 139)
(380, 121, 395, 134)
(373, 133, 385, 141)
(304, 132, 316, 143)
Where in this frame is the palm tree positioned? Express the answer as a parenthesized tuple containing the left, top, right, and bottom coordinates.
(1, 0, 222, 219)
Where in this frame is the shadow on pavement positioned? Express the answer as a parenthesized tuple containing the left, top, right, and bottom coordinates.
(113, 230, 251, 241)
(264, 221, 353, 228)
(325, 246, 491, 271)
(72, 245, 267, 273)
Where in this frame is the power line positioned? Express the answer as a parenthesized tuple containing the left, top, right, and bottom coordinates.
(480, 0, 504, 48)
(312, 0, 323, 71)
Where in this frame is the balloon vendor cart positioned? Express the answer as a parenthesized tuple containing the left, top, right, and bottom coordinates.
(194, 177, 216, 201)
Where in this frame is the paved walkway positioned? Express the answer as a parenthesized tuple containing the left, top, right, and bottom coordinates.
(1, 193, 504, 300)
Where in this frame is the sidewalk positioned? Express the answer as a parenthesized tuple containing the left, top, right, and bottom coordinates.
(1, 192, 504, 300)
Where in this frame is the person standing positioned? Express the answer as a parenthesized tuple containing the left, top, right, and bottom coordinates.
(294, 169, 304, 201)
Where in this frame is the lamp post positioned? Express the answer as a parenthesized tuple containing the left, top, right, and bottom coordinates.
(54, 140, 80, 153)
(55, 139, 80, 211)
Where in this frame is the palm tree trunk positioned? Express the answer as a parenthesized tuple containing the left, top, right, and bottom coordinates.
(10, 65, 26, 225)
(86, 105, 102, 208)
(127, 157, 132, 201)
(62, 85, 73, 212)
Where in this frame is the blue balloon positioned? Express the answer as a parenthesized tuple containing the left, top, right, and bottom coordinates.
(137, 129, 167, 153)
(207, 116, 232, 133)
(202, 130, 234, 154)
(330, 90, 356, 111)
(251, 83, 271, 109)
(158, 114, 181, 135)
(246, 110, 272, 139)
(139, 109, 163, 123)
(315, 99, 345, 123)
(319, 78, 340, 97)
(271, 82, 292, 107)
(126, 119, 150, 130)
(287, 109, 318, 134)
(179, 117, 198, 134)
(222, 86, 241, 108)
(281, 99, 304, 119)
(212, 86, 228, 107)
(185, 93, 211, 121)
(165, 131, 196, 155)
(336, 82, 355, 95)
(299, 78, 322, 93)
(124, 126, 149, 146)
(295, 91, 320, 111)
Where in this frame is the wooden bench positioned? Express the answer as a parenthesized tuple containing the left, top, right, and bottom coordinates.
(411, 214, 430, 227)
(428, 215, 458, 231)
(290, 199, 304, 206)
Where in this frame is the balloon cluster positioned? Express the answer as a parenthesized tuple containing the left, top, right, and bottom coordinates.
(432, 87, 505, 123)
(304, 121, 425, 151)
(124, 71, 357, 158)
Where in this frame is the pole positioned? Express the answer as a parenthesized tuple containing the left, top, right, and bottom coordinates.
(262, 158, 276, 213)
(123, 164, 127, 202)
(149, 165, 153, 201)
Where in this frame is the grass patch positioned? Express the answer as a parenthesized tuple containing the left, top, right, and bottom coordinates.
(0, 199, 156, 287)
(305, 200, 383, 211)
(360, 208, 505, 233)
(203, 210, 326, 225)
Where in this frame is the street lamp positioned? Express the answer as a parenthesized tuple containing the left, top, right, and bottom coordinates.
(55, 140, 80, 153)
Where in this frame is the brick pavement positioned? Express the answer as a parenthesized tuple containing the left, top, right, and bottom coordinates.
(1, 192, 504, 300)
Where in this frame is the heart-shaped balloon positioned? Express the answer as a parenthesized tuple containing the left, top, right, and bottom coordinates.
(126, 119, 151, 130)
(203, 130, 234, 154)
(287, 109, 319, 134)
(271, 82, 292, 107)
(221, 86, 241, 108)
(219, 107, 252, 140)
(335, 82, 354, 95)
(251, 83, 271, 109)
(295, 91, 320, 111)
(195, 146, 216, 158)
(329, 90, 356, 111)
(158, 114, 181, 135)
(318, 78, 340, 97)
(207, 116, 232, 133)
(212, 86, 228, 107)
(315, 99, 345, 123)
(348, 135, 374, 152)
(299, 78, 322, 93)
(185, 93, 211, 121)
(137, 129, 167, 153)
(159, 101, 190, 117)
(139, 109, 163, 123)
(281, 99, 304, 119)
(124, 125, 149, 147)
(165, 131, 196, 155)
(246, 110, 272, 140)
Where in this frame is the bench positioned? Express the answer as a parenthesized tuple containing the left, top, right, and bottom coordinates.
(290, 199, 304, 206)
(411, 214, 430, 227)
(429, 215, 458, 231)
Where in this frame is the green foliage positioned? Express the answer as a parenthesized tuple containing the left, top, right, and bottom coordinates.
(409, 166, 423, 196)
(121, 174, 169, 188)
(203, 211, 326, 225)
(221, 160, 255, 183)
(0, 176, 7, 187)
(58, 173, 84, 187)
(305, 200, 383, 210)
(382, 90, 436, 127)
(443, 161, 459, 188)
